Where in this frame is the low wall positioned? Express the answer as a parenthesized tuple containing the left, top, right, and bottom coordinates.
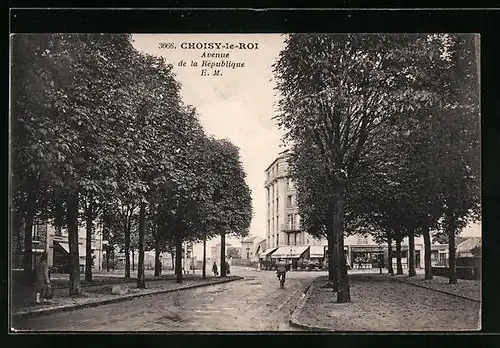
(231, 259, 258, 268)
(431, 266, 480, 280)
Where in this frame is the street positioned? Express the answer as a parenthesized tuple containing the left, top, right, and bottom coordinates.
(13, 267, 321, 332)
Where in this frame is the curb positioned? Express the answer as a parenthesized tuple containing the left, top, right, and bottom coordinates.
(13, 276, 243, 320)
(387, 276, 480, 303)
(289, 279, 333, 332)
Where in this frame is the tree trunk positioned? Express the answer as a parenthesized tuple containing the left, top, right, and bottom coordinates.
(324, 197, 338, 290)
(137, 202, 146, 288)
(171, 252, 175, 271)
(66, 190, 81, 295)
(111, 249, 115, 271)
(131, 249, 135, 272)
(124, 212, 131, 278)
(408, 227, 416, 277)
(106, 245, 110, 272)
(448, 226, 457, 284)
(154, 234, 161, 277)
(23, 198, 35, 284)
(202, 237, 207, 279)
(175, 233, 183, 283)
(395, 229, 403, 275)
(85, 195, 94, 282)
(334, 184, 350, 303)
(220, 232, 226, 277)
(422, 225, 433, 280)
(387, 236, 394, 275)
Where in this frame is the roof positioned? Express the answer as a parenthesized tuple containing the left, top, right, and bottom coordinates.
(457, 237, 481, 252)
(264, 150, 290, 172)
(271, 246, 308, 259)
(455, 236, 469, 246)
(241, 236, 258, 243)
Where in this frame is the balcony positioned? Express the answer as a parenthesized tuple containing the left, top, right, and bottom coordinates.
(281, 223, 301, 232)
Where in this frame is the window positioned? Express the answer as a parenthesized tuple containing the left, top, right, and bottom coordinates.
(287, 195, 293, 208)
(277, 234, 279, 246)
(276, 198, 279, 210)
(294, 233, 297, 245)
(276, 216, 279, 231)
(32, 225, 39, 241)
(287, 234, 291, 245)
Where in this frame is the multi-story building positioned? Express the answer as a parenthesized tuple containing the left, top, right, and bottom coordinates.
(263, 150, 428, 270)
(12, 221, 108, 272)
(264, 150, 325, 250)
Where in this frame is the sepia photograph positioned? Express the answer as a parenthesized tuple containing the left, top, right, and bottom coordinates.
(9, 32, 481, 332)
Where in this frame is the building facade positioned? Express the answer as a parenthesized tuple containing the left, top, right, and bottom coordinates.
(264, 150, 325, 252)
(12, 221, 108, 272)
(210, 242, 232, 264)
(263, 150, 428, 270)
(240, 236, 259, 261)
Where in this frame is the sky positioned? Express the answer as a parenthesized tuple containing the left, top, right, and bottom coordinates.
(131, 34, 481, 258)
(132, 34, 287, 257)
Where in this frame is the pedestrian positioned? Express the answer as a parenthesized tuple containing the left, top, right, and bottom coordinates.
(225, 261, 230, 275)
(212, 262, 218, 276)
(35, 251, 52, 304)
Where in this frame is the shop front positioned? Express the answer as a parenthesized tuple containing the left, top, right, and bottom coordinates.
(271, 246, 309, 270)
(351, 246, 384, 269)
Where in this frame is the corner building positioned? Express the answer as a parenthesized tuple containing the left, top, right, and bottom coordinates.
(264, 150, 426, 270)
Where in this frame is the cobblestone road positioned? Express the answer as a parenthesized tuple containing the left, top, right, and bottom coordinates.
(13, 267, 321, 332)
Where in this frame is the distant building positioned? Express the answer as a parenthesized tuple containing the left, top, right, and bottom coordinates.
(456, 237, 481, 257)
(12, 221, 107, 272)
(210, 242, 232, 264)
(240, 236, 259, 261)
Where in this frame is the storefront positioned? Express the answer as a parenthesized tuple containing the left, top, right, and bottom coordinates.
(271, 246, 309, 270)
(351, 246, 384, 269)
(259, 247, 278, 270)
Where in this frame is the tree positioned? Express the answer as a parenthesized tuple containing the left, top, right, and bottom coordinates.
(431, 34, 480, 284)
(208, 139, 253, 278)
(274, 34, 436, 302)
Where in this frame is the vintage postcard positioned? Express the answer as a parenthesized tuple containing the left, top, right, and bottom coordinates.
(10, 32, 481, 332)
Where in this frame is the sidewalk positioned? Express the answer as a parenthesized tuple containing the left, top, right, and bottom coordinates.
(11, 274, 243, 320)
(290, 274, 480, 331)
(387, 274, 480, 302)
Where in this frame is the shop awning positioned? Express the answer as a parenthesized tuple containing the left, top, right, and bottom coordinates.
(271, 246, 308, 259)
(309, 246, 325, 258)
(259, 247, 278, 258)
(55, 241, 70, 253)
(55, 241, 87, 256)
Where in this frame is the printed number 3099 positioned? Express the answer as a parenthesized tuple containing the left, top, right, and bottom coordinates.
(158, 42, 175, 49)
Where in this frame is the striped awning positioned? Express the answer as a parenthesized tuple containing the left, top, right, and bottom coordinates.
(259, 247, 278, 258)
(271, 246, 308, 259)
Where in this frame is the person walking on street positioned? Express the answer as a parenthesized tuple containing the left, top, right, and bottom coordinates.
(35, 251, 52, 304)
(212, 262, 218, 276)
(225, 261, 230, 275)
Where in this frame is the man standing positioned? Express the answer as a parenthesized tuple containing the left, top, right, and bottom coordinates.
(35, 251, 51, 304)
